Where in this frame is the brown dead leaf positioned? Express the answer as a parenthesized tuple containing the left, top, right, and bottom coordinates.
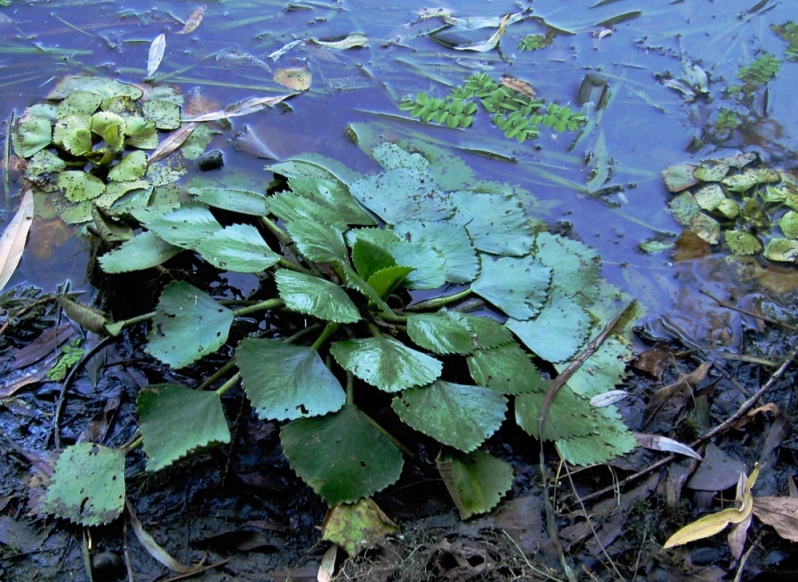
(317, 544, 337, 582)
(28, 217, 73, 261)
(755, 265, 798, 294)
(273, 67, 311, 91)
(184, 94, 294, 122)
(672, 229, 711, 262)
(752, 496, 798, 542)
(731, 402, 779, 429)
(633, 343, 673, 380)
(148, 122, 198, 165)
(648, 361, 712, 412)
(176, 5, 205, 35)
(500, 75, 537, 98)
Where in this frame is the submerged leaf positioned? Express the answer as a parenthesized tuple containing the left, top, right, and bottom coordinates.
(273, 67, 311, 91)
(281, 404, 403, 505)
(309, 33, 369, 50)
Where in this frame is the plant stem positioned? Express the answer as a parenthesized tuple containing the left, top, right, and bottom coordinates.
(215, 372, 241, 397)
(346, 372, 354, 405)
(311, 321, 340, 351)
(406, 288, 473, 311)
(277, 257, 312, 274)
(260, 216, 292, 245)
(233, 298, 284, 317)
(198, 358, 237, 391)
(110, 311, 156, 330)
(123, 435, 143, 453)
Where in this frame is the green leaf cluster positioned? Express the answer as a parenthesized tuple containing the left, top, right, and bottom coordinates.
(398, 72, 585, 143)
(72, 136, 637, 525)
(662, 152, 798, 262)
(771, 22, 798, 61)
(736, 53, 781, 86)
(46, 337, 84, 381)
(13, 76, 212, 225)
(518, 34, 553, 52)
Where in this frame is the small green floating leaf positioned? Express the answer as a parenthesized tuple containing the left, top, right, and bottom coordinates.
(195, 223, 281, 272)
(393, 381, 507, 453)
(437, 450, 514, 520)
(779, 211, 798, 239)
(99, 231, 183, 273)
(146, 281, 234, 368)
(689, 212, 721, 244)
(669, 192, 700, 226)
(331, 336, 442, 393)
(237, 339, 346, 421)
(281, 404, 403, 505)
(693, 161, 729, 182)
(467, 343, 544, 395)
(472, 255, 551, 319)
(48, 75, 143, 101)
(724, 230, 762, 255)
(13, 110, 53, 157)
(142, 99, 181, 130)
(137, 384, 230, 472)
(53, 115, 92, 156)
(507, 295, 592, 363)
(764, 238, 798, 262)
(57, 91, 103, 118)
(43, 443, 125, 527)
(556, 337, 632, 398)
(722, 169, 781, 192)
(662, 163, 698, 193)
(91, 111, 126, 152)
(58, 171, 106, 202)
(108, 150, 148, 182)
(275, 269, 361, 323)
(693, 184, 727, 211)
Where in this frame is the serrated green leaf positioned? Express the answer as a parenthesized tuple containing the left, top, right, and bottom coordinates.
(534, 232, 600, 304)
(188, 187, 270, 215)
(142, 99, 181, 130)
(693, 184, 726, 211)
(515, 386, 598, 441)
(780, 211, 798, 239)
(467, 343, 544, 394)
(393, 220, 479, 284)
(13, 110, 53, 157)
(693, 161, 729, 182)
(352, 239, 397, 281)
(108, 150, 148, 182)
(275, 269, 361, 323)
(407, 311, 476, 355)
(689, 212, 720, 244)
(143, 203, 222, 249)
(669, 192, 700, 226)
(237, 339, 345, 421)
(268, 190, 348, 231)
(385, 240, 446, 289)
(336, 261, 396, 312)
(57, 91, 103, 118)
(99, 231, 183, 273)
(367, 266, 415, 300)
(507, 295, 592, 363)
(764, 238, 798, 262)
(449, 192, 535, 256)
(281, 404, 403, 505)
(58, 171, 105, 202)
(43, 443, 124, 527)
(722, 169, 780, 192)
(48, 75, 143, 101)
(346, 227, 401, 249)
(472, 255, 551, 319)
(267, 157, 375, 225)
(661, 163, 698, 193)
(53, 115, 92, 156)
(331, 336, 442, 393)
(392, 381, 507, 452)
(124, 116, 159, 149)
(285, 219, 347, 262)
(556, 338, 632, 398)
(724, 230, 762, 255)
(195, 223, 281, 272)
(555, 408, 638, 465)
(137, 384, 230, 471)
(146, 281, 233, 368)
(91, 111, 126, 152)
(437, 450, 513, 520)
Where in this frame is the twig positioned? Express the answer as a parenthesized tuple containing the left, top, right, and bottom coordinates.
(52, 336, 114, 449)
(575, 342, 798, 507)
(500, 530, 563, 582)
(701, 289, 798, 333)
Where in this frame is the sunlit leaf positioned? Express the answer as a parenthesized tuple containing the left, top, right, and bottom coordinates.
(142, 99, 181, 130)
(58, 171, 105, 202)
(237, 339, 345, 421)
(407, 311, 476, 355)
(331, 336, 442, 393)
(43, 443, 125, 527)
(281, 404, 403, 505)
(273, 67, 311, 91)
(144, 203, 221, 249)
(53, 115, 92, 156)
(764, 238, 798, 262)
(285, 219, 347, 262)
(268, 190, 347, 230)
(392, 380, 507, 452)
(384, 240, 446, 289)
(437, 449, 513, 519)
(689, 212, 721, 244)
(725, 231, 762, 255)
(13, 109, 53, 157)
(138, 384, 230, 471)
(176, 5, 205, 35)
(275, 269, 361, 323)
(146, 281, 233, 368)
(108, 150, 147, 182)
(507, 295, 592, 363)
(393, 220, 479, 283)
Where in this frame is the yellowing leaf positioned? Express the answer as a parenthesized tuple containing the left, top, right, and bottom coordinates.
(663, 464, 760, 548)
(176, 5, 205, 35)
(273, 67, 311, 91)
(0, 188, 34, 292)
(321, 498, 399, 555)
(147, 33, 166, 78)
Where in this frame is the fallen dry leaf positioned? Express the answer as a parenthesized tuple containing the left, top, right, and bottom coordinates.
(148, 122, 198, 165)
(0, 187, 34, 292)
(500, 75, 537, 98)
(753, 496, 798, 542)
(147, 33, 166, 77)
(273, 67, 311, 91)
(176, 5, 205, 35)
(731, 402, 779, 429)
(184, 94, 294, 122)
(633, 343, 673, 380)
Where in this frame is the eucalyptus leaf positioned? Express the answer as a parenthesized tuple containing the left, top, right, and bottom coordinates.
(275, 269, 361, 323)
(43, 443, 125, 527)
(437, 450, 513, 520)
(392, 381, 507, 453)
(281, 405, 403, 505)
(331, 336, 442, 393)
(138, 384, 230, 471)
(146, 282, 234, 368)
(237, 339, 346, 421)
